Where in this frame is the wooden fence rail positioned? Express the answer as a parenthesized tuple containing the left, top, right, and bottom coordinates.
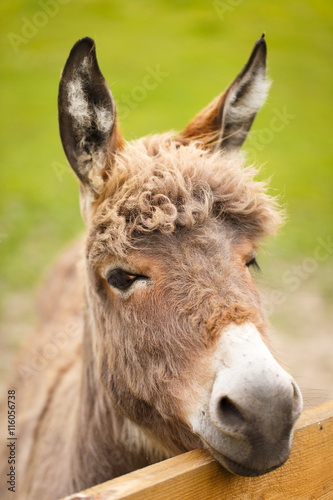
(62, 400, 333, 500)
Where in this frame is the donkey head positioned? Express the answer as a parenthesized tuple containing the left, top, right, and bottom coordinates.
(58, 36, 302, 477)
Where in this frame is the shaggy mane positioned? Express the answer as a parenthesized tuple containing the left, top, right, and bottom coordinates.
(89, 133, 283, 258)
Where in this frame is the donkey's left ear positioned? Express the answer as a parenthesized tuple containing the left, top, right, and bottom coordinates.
(58, 37, 123, 198)
(178, 34, 269, 152)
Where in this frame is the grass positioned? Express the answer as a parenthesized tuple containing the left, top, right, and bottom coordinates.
(0, 0, 332, 312)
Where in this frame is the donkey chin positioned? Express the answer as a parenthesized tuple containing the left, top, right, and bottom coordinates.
(189, 322, 303, 477)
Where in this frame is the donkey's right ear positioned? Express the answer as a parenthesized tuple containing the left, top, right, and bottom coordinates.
(58, 37, 123, 196)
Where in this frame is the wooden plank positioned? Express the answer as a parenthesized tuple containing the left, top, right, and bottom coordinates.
(62, 400, 333, 500)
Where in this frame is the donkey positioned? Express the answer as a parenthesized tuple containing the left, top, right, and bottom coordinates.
(0, 35, 302, 500)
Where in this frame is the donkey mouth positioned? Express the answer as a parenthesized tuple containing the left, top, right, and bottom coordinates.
(204, 442, 287, 477)
(212, 449, 285, 477)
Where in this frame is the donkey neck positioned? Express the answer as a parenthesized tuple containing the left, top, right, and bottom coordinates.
(69, 316, 153, 492)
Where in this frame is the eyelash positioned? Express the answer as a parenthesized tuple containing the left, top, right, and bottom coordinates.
(107, 268, 148, 291)
(246, 257, 261, 271)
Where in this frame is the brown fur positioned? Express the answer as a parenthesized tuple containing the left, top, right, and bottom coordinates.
(0, 135, 281, 499)
(90, 133, 282, 258)
(178, 94, 226, 147)
(0, 37, 284, 499)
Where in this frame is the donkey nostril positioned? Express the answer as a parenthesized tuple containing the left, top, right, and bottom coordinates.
(218, 396, 245, 426)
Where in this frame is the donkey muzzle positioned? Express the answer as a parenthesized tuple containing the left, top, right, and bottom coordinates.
(191, 322, 303, 476)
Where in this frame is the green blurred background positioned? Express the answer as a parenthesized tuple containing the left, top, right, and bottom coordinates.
(0, 0, 332, 404)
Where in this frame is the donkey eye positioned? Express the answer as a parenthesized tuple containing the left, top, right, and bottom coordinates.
(107, 269, 147, 291)
(246, 257, 261, 272)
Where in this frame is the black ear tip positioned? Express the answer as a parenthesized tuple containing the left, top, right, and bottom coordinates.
(252, 33, 267, 61)
(76, 36, 95, 49)
(256, 33, 267, 51)
(68, 36, 96, 62)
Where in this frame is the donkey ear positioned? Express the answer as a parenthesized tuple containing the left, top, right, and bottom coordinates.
(58, 37, 123, 195)
(178, 35, 269, 152)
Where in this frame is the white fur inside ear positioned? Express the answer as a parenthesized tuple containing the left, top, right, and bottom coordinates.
(95, 106, 113, 133)
(87, 150, 108, 193)
(80, 55, 91, 72)
(67, 79, 113, 133)
(66, 74, 114, 195)
(67, 78, 90, 127)
(227, 71, 271, 123)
